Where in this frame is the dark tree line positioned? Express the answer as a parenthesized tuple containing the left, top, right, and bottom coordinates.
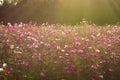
(0, 0, 60, 24)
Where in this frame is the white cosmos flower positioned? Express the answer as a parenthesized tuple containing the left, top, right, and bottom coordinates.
(81, 38, 85, 40)
(97, 33, 101, 37)
(61, 49, 65, 52)
(3, 63, 7, 68)
(0, 68, 4, 72)
(10, 45, 14, 49)
(13, 50, 22, 54)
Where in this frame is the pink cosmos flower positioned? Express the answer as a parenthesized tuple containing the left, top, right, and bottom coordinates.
(74, 35, 80, 40)
(98, 74, 104, 79)
(66, 70, 72, 74)
(109, 68, 113, 72)
(92, 53, 99, 57)
(56, 46, 61, 50)
(91, 64, 99, 70)
(64, 66, 72, 74)
(77, 49, 84, 54)
(40, 72, 45, 77)
(54, 61, 58, 64)
(91, 78, 96, 80)
(102, 35, 107, 42)
(6, 69, 11, 75)
(64, 66, 69, 70)
(74, 42, 81, 46)
(69, 49, 77, 54)
(70, 65, 76, 70)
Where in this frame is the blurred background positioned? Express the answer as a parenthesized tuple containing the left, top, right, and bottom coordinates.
(0, 0, 120, 25)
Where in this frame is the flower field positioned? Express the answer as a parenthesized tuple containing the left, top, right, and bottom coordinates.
(0, 22, 120, 80)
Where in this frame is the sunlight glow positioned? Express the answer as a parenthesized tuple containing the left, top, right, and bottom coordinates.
(0, 0, 4, 6)
(56, 0, 120, 24)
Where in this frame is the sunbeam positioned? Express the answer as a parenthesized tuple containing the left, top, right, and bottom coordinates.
(56, 0, 120, 24)
(105, 0, 120, 19)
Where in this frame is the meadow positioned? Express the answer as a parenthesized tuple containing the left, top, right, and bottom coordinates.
(0, 21, 120, 80)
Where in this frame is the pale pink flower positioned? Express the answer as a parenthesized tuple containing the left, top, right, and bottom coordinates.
(54, 61, 58, 64)
(109, 69, 113, 72)
(91, 64, 99, 70)
(74, 35, 80, 40)
(56, 46, 61, 50)
(98, 74, 104, 79)
(40, 72, 45, 77)
(91, 78, 96, 80)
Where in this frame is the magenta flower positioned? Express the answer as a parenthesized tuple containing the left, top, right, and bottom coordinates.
(6, 69, 11, 75)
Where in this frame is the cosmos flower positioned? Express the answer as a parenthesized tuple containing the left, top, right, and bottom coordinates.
(77, 49, 84, 54)
(0, 68, 4, 72)
(10, 45, 14, 49)
(3, 63, 7, 68)
(40, 72, 45, 77)
(74, 42, 81, 46)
